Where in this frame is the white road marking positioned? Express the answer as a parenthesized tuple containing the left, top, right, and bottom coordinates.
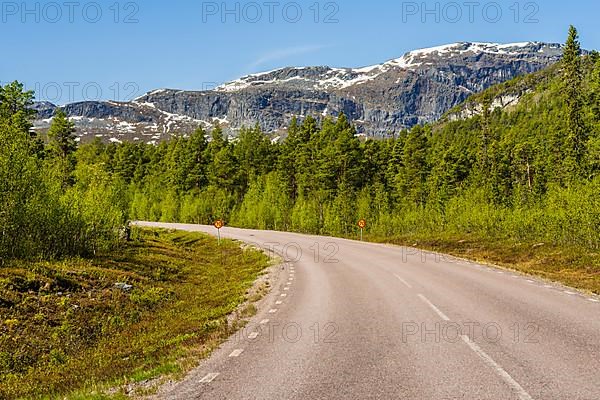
(280, 293, 287, 297)
(286, 282, 291, 286)
(564, 291, 577, 296)
(269, 309, 278, 314)
(260, 319, 270, 324)
(496, 271, 504, 274)
(394, 274, 412, 289)
(289, 278, 294, 281)
(461, 336, 533, 400)
(284, 287, 290, 291)
(544, 285, 554, 288)
(199, 373, 219, 383)
(417, 294, 450, 321)
(229, 349, 244, 357)
(589, 298, 599, 303)
(526, 280, 535, 284)
(276, 300, 283, 305)
(248, 332, 259, 339)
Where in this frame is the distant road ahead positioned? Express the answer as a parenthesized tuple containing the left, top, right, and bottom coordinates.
(136, 222, 600, 400)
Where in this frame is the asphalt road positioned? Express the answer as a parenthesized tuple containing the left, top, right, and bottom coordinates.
(136, 222, 600, 400)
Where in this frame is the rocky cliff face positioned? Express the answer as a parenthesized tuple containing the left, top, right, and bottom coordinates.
(32, 42, 564, 143)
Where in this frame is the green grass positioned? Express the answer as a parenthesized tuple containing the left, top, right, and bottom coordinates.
(368, 233, 600, 295)
(0, 228, 271, 399)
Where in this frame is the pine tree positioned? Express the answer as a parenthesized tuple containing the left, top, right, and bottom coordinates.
(182, 127, 209, 190)
(234, 124, 273, 194)
(209, 144, 239, 193)
(278, 116, 300, 200)
(562, 25, 587, 179)
(48, 108, 77, 160)
(0, 81, 36, 134)
(477, 95, 493, 176)
(0, 81, 45, 156)
(333, 113, 363, 190)
(386, 132, 406, 202)
(47, 108, 78, 186)
(206, 124, 227, 155)
(399, 125, 429, 205)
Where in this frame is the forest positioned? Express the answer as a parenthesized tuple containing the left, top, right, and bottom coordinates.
(1, 27, 599, 262)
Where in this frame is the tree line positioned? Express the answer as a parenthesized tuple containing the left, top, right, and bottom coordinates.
(0, 84, 127, 260)
(1, 26, 598, 261)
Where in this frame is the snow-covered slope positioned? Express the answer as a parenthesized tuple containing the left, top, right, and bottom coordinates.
(215, 42, 560, 92)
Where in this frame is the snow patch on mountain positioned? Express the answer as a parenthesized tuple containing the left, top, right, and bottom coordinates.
(33, 40, 564, 141)
(214, 42, 551, 93)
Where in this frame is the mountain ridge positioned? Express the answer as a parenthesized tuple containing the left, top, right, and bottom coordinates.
(32, 41, 565, 143)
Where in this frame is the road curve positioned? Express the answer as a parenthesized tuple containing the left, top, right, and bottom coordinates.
(136, 222, 600, 400)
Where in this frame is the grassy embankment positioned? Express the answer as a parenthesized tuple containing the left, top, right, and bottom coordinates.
(367, 233, 600, 295)
(0, 228, 271, 399)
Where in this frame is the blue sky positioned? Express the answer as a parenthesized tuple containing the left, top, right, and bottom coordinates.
(1, 0, 598, 104)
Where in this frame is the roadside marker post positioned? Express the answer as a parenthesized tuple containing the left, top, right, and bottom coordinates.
(214, 219, 224, 245)
(358, 219, 367, 241)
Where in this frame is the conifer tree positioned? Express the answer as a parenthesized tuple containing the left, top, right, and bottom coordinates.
(477, 95, 493, 176)
(294, 116, 318, 196)
(182, 127, 209, 190)
(0, 81, 36, 134)
(47, 108, 78, 186)
(278, 117, 300, 200)
(206, 124, 227, 155)
(48, 108, 77, 160)
(399, 125, 429, 205)
(562, 25, 587, 179)
(386, 132, 406, 202)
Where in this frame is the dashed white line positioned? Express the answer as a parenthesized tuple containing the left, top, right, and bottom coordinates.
(394, 274, 413, 289)
(564, 291, 577, 296)
(276, 300, 283, 305)
(248, 332, 259, 339)
(417, 294, 450, 321)
(199, 373, 219, 383)
(229, 349, 244, 357)
(269, 309, 278, 314)
(526, 280, 535, 284)
(280, 293, 287, 297)
(284, 287, 290, 291)
(461, 335, 533, 400)
(260, 319, 270, 324)
(589, 298, 599, 303)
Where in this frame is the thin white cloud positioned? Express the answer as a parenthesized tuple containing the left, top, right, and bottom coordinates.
(245, 44, 331, 73)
